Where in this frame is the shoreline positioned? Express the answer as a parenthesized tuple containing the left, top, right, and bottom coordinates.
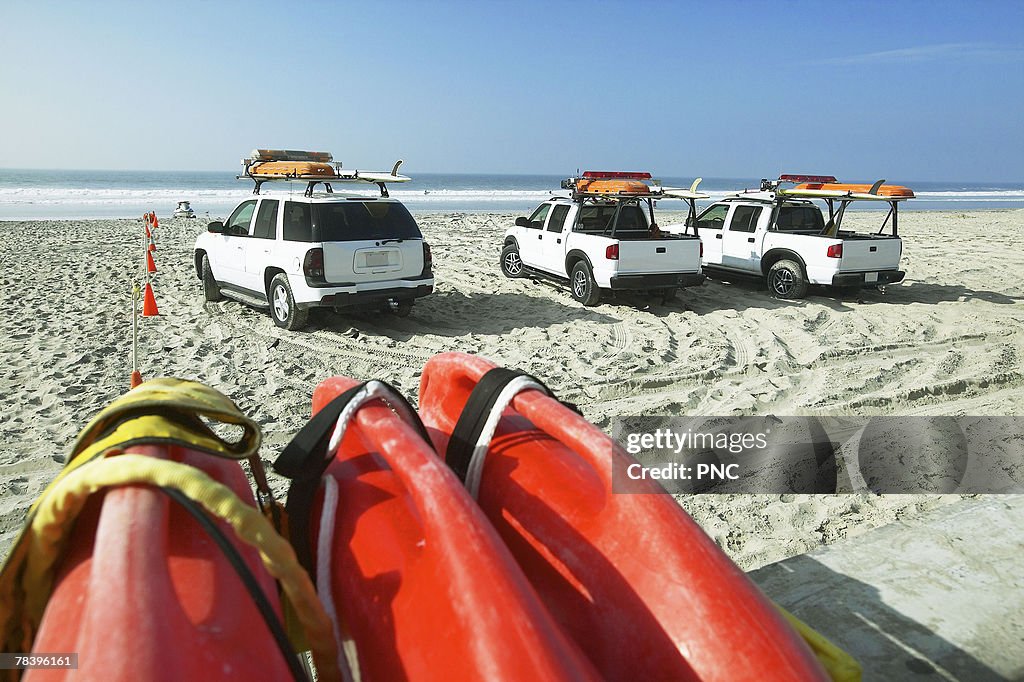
(3, 205, 1024, 222)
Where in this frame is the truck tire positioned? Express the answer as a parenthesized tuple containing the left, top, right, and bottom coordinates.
(501, 244, 524, 278)
(767, 259, 809, 300)
(570, 262, 601, 306)
(201, 255, 222, 302)
(269, 273, 309, 330)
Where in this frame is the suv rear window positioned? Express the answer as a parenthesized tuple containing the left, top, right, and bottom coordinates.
(313, 202, 423, 242)
(775, 205, 825, 232)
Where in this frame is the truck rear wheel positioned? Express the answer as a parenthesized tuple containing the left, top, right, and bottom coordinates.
(570, 262, 601, 306)
(269, 273, 309, 330)
(767, 260, 809, 300)
(501, 244, 524, 278)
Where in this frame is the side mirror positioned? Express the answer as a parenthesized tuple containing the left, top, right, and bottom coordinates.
(207, 221, 224, 233)
(515, 217, 530, 228)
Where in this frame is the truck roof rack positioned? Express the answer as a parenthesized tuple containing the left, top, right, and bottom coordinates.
(561, 171, 709, 201)
(238, 149, 411, 197)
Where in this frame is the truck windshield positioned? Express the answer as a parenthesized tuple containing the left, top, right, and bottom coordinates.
(775, 205, 825, 232)
(313, 202, 423, 242)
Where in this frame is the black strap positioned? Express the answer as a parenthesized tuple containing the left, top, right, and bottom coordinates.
(159, 487, 306, 682)
(444, 367, 580, 484)
(273, 381, 432, 578)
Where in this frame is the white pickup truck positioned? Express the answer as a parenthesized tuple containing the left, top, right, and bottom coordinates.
(501, 172, 704, 305)
(666, 174, 912, 299)
(194, 149, 433, 330)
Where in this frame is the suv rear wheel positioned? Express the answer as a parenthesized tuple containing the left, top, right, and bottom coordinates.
(269, 274, 309, 330)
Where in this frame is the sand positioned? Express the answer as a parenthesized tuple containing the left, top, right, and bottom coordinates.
(1, 208, 1022, 569)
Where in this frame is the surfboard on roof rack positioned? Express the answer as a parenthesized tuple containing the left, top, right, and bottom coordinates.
(239, 149, 411, 197)
(748, 173, 916, 240)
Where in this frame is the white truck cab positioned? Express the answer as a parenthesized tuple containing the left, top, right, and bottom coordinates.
(194, 149, 433, 329)
(666, 174, 911, 299)
(501, 172, 705, 305)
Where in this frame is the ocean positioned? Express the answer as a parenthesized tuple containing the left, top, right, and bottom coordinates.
(1, 168, 1023, 220)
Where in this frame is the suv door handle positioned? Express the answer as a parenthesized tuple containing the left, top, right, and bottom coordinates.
(715, 233, 723, 239)
(747, 237, 755, 243)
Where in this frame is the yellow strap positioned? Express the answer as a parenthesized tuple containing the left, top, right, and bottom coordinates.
(30, 378, 262, 514)
(71, 377, 261, 462)
(778, 605, 862, 682)
(14, 455, 341, 682)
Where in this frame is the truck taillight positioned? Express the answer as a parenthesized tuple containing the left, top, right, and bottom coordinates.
(422, 242, 433, 274)
(605, 244, 619, 260)
(303, 248, 325, 279)
(827, 244, 843, 258)
(700, 241, 704, 257)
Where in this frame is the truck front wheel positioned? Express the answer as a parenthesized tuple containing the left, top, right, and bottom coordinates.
(767, 259, 809, 300)
(570, 262, 601, 306)
(501, 245, 524, 278)
(201, 255, 222, 302)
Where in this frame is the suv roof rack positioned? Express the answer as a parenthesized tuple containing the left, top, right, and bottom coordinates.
(239, 149, 411, 197)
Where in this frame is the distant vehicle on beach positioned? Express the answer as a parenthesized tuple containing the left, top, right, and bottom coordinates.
(665, 174, 913, 299)
(502, 171, 705, 305)
(194, 149, 433, 330)
(173, 200, 196, 218)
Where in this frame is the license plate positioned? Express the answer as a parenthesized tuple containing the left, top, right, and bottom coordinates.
(865, 272, 878, 283)
(364, 251, 393, 267)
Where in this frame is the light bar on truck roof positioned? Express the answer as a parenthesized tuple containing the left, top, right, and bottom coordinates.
(249, 149, 334, 163)
(581, 171, 653, 180)
(779, 174, 837, 184)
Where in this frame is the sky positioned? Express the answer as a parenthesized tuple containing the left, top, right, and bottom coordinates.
(1, 0, 1022, 182)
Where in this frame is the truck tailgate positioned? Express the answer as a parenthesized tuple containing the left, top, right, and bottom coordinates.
(617, 237, 701, 274)
(838, 237, 902, 272)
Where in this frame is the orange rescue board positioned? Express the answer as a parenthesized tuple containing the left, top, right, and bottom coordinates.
(418, 353, 831, 682)
(796, 182, 915, 198)
(249, 161, 338, 179)
(576, 179, 651, 195)
(27, 447, 294, 682)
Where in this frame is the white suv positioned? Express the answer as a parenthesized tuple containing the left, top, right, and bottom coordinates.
(194, 194, 434, 330)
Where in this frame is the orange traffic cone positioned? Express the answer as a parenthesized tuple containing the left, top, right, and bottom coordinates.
(146, 251, 157, 273)
(142, 282, 160, 316)
(152, 214, 159, 228)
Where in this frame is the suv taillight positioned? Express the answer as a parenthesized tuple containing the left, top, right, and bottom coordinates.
(605, 244, 619, 260)
(826, 244, 843, 259)
(303, 248, 325, 280)
(422, 242, 433, 275)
